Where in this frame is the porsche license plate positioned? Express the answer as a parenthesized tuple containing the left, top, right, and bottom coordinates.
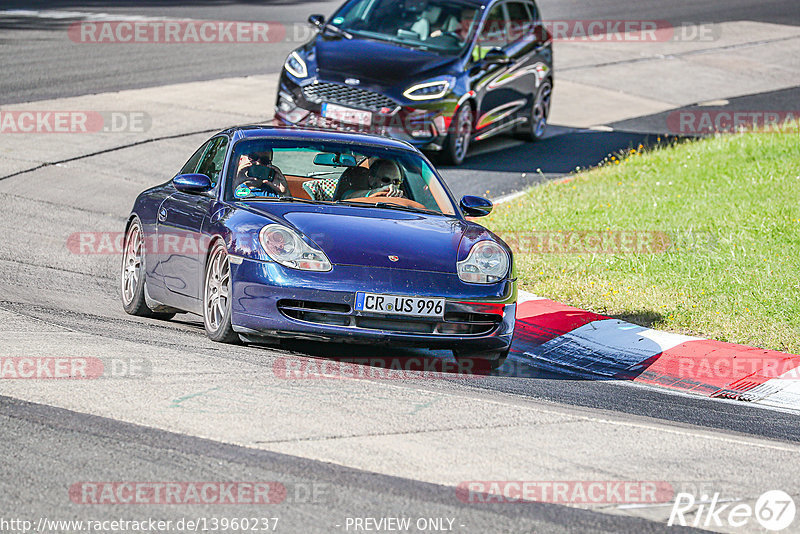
(355, 292, 444, 318)
(322, 103, 372, 127)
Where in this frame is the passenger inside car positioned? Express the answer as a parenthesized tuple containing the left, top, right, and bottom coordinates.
(337, 159, 406, 200)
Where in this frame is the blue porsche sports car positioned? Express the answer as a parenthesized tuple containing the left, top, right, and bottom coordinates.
(121, 126, 516, 367)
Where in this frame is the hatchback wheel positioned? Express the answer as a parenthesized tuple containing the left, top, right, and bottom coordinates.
(442, 103, 473, 166)
(517, 80, 551, 142)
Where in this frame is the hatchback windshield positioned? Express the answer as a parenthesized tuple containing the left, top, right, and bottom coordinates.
(329, 0, 481, 53)
(225, 139, 457, 216)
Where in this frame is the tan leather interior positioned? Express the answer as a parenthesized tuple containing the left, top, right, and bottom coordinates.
(283, 174, 430, 211)
(284, 175, 313, 200)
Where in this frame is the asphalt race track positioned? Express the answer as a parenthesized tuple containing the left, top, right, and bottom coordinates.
(1, 0, 799, 104)
(1, 1, 800, 533)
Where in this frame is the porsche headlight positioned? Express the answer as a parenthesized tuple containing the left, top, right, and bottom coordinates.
(284, 51, 308, 79)
(457, 241, 509, 284)
(259, 225, 331, 271)
(403, 80, 451, 101)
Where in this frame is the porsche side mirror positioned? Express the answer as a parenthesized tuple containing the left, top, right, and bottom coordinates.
(308, 14, 325, 28)
(460, 195, 493, 217)
(173, 173, 213, 194)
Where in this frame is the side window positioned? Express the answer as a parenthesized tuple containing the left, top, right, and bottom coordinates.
(178, 141, 211, 175)
(196, 137, 229, 187)
(473, 4, 508, 61)
(527, 1, 539, 22)
(505, 2, 535, 43)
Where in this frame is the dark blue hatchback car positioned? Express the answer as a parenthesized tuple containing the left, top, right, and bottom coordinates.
(122, 127, 516, 367)
(275, 0, 553, 165)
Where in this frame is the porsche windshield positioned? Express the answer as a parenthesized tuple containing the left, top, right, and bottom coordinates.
(329, 0, 481, 53)
(225, 139, 457, 216)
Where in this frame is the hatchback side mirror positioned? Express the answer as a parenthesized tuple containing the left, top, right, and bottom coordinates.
(460, 195, 493, 217)
(483, 48, 511, 65)
(308, 14, 325, 28)
(173, 173, 213, 194)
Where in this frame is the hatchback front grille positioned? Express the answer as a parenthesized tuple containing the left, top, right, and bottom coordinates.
(302, 83, 398, 112)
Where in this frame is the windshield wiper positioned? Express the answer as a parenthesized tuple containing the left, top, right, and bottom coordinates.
(322, 23, 353, 40)
(373, 202, 440, 215)
(340, 30, 432, 51)
(336, 200, 441, 215)
(238, 196, 324, 205)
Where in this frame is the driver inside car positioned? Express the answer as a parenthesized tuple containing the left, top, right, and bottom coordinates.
(342, 159, 406, 199)
(233, 148, 289, 198)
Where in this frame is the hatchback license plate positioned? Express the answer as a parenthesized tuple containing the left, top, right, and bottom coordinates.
(322, 103, 372, 127)
(355, 292, 444, 318)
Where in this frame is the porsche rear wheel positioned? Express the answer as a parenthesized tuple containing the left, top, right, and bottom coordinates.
(120, 217, 175, 320)
(203, 241, 239, 343)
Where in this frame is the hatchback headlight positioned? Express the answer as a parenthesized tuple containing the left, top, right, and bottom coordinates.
(284, 51, 308, 79)
(457, 241, 509, 283)
(403, 80, 451, 101)
(259, 225, 331, 271)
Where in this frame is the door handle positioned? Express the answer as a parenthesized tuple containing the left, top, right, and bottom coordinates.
(158, 208, 167, 222)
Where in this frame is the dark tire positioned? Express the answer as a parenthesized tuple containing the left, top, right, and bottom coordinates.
(442, 102, 474, 166)
(516, 79, 551, 142)
(202, 240, 240, 343)
(120, 217, 175, 320)
(453, 347, 510, 373)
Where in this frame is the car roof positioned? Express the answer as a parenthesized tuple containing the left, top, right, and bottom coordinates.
(219, 125, 419, 152)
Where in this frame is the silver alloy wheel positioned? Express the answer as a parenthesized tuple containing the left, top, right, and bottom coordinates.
(204, 244, 230, 332)
(121, 222, 143, 306)
(532, 82, 552, 138)
(454, 105, 473, 161)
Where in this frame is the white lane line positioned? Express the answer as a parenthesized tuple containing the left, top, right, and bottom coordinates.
(517, 290, 545, 302)
(493, 190, 528, 205)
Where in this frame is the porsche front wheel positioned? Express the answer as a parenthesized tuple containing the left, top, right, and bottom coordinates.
(203, 241, 239, 343)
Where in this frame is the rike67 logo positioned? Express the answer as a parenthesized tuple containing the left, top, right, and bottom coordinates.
(669, 490, 796, 531)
